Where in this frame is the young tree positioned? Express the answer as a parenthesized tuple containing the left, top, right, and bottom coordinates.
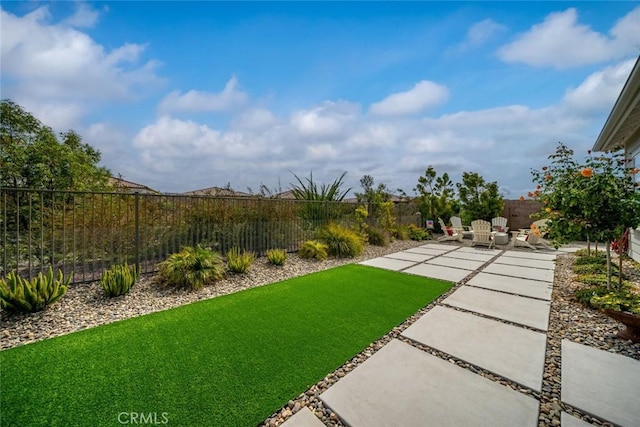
(414, 166, 457, 231)
(531, 143, 640, 288)
(354, 174, 391, 223)
(456, 172, 503, 224)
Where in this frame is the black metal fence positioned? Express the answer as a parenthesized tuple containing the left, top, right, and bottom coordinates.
(1, 188, 419, 284)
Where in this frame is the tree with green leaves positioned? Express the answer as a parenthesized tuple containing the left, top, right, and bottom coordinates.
(456, 172, 503, 224)
(354, 175, 391, 223)
(531, 143, 640, 288)
(414, 166, 457, 231)
(1, 99, 110, 191)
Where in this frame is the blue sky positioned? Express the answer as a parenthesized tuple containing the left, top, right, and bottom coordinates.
(1, 1, 639, 196)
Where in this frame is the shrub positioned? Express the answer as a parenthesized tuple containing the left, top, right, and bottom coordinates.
(408, 224, 430, 241)
(266, 249, 287, 266)
(317, 223, 365, 258)
(574, 255, 606, 266)
(101, 263, 139, 297)
(573, 263, 622, 277)
(367, 227, 389, 247)
(590, 291, 640, 314)
(577, 274, 632, 288)
(574, 285, 611, 307)
(159, 246, 225, 290)
(573, 249, 606, 258)
(0, 267, 70, 313)
(227, 247, 255, 274)
(298, 240, 328, 261)
(394, 225, 411, 241)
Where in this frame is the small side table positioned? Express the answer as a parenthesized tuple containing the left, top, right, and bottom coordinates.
(510, 230, 521, 245)
(493, 232, 509, 245)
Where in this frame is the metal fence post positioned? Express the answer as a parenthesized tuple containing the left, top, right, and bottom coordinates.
(134, 192, 140, 272)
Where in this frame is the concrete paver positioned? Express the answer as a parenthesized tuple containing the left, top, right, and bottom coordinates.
(493, 256, 556, 270)
(280, 407, 325, 427)
(426, 256, 486, 271)
(359, 257, 416, 271)
(455, 246, 500, 255)
(561, 412, 594, 427)
(499, 251, 557, 261)
(483, 263, 554, 282)
(443, 250, 496, 262)
(405, 247, 450, 256)
(467, 272, 553, 300)
(419, 243, 459, 251)
(402, 306, 547, 391)
(404, 263, 471, 283)
(562, 340, 640, 427)
(320, 339, 539, 427)
(384, 251, 434, 262)
(443, 286, 551, 330)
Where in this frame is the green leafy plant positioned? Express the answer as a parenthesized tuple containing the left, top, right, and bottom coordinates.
(456, 171, 504, 224)
(408, 224, 430, 241)
(0, 267, 70, 313)
(394, 225, 411, 240)
(159, 246, 225, 290)
(414, 166, 458, 232)
(577, 274, 632, 288)
(266, 249, 287, 266)
(574, 255, 606, 266)
(101, 263, 139, 297)
(227, 247, 255, 274)
(367, 227, 389, 247)
(317, 223, 365, 258)
(531, 143, 640, 288)
(298, 240, 328, 261)
(573, 263, 621, 277)
(590, 291, 640, 315)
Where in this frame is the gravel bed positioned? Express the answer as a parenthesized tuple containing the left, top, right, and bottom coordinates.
(3, 240, 639, 427)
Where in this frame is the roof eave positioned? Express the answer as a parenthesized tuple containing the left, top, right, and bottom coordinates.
(593, 56, 640, 152)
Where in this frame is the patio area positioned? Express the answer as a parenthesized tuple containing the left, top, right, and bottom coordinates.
(278, 242, 640, 427)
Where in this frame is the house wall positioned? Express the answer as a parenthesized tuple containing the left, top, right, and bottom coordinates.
(627, 138, 640, 263)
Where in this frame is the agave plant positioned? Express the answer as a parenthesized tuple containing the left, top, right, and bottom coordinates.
(101, 263, 139, 297)
(0, 267, 71, 313)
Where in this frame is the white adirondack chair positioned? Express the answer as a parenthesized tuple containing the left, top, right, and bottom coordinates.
(451, 216, 473, 239)
(471, 220, 494, 249)
(491, 216, 509, 233)
(514, 220, 553, 250)
(438, 218, 462, 242)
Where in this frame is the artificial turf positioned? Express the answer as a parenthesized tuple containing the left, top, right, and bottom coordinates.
(1, 264, 452, 426)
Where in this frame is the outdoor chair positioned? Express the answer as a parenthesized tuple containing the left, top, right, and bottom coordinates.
(491, 216, 509, 233)
(450, 216, 473, 239)
(437, 218, 462, 242)
(471, 220, 494, 249)
(514, 221, 553, 250)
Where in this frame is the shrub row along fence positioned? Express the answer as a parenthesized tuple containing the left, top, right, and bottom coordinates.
(1, 188, 420, 284)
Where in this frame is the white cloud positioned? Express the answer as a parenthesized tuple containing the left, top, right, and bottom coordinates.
(158, 76, 248, 114)
(498, 7, 640, 68)
(62, 2, 101, 28)
(0, 6, 163, 129)
(453, 19, 507, 52)
(290, 100, 360, 136)
(563, 59, 636, 113)
(369, 80, 449, 116)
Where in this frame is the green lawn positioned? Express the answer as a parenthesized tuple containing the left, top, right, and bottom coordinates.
(1, 264, 452, 427)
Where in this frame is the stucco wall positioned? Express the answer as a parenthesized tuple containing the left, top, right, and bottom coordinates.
(627, 138, 640, 263)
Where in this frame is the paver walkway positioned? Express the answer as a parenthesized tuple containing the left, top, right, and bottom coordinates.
(281, 242, 640, 427)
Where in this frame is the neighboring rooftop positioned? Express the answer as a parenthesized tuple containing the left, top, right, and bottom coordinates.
(108, 177, 158, 194)
(181, 186, 252, 197)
